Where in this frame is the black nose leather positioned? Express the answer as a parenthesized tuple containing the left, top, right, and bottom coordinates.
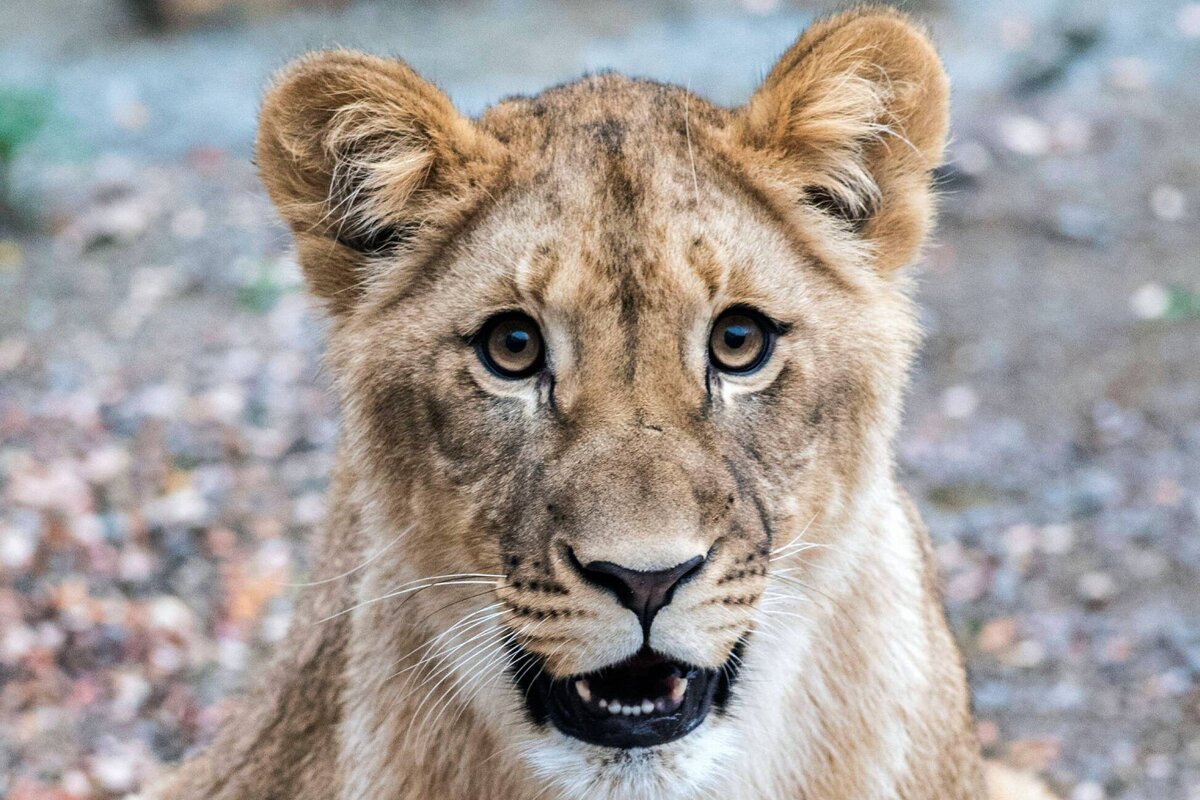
(574, 553, 707, 636)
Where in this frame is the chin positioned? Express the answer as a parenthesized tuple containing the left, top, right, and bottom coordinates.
(520, 718, 739, 800)
(509, 644, 745, 800)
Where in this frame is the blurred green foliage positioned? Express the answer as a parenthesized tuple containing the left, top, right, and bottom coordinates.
(1163, 285, 1200, 322)
(0, 88, 49, 165)
(236, 259, 289, 313)
(0, 87, 52, 224)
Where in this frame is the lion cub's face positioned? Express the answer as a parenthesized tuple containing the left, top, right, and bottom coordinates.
(258, 10, 946, 798)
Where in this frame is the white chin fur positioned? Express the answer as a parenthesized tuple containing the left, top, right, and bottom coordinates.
(520, 721, 737, 800)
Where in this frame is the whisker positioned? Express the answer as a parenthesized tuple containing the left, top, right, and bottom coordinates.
(769, 512, 820, 555)
(282, 525, 415, 587)
(404, 628, 506, 723)
(317, 579, 497, 624)
(684, 83, 701, 206)
(389, 602, 506, 666)
(408, 629, 513, 748)
(767, 572, 843, 608)
(431, 629, 521, 734)
(770, 540, 847, 564)
(389, 609, 514, 683)
(399, 586, 506, 634)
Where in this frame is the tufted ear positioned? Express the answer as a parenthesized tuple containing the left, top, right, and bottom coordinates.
(735, 8, 949, 273)
(256, 51, 505, 314)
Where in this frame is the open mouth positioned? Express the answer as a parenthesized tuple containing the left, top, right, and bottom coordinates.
(511, 646, 741, 749)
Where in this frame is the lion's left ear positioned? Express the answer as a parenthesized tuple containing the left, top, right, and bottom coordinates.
(735, 8, 950, 272)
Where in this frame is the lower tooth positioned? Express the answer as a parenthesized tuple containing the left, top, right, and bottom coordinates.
(575, 681, 592, 703)
(641, 700, 655, 714)
(670, 678, 689, 701)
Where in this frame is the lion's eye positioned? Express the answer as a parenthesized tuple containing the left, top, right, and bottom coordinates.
(709, 308, 773, 374)
(477, 313, 545, 379)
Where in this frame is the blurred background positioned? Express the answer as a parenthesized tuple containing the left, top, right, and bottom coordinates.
(1, 0, 1198, 798)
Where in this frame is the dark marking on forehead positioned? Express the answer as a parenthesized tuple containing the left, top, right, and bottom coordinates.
(687, 236, 723, 302)
(604, 160, 639, 219)
(522, 243, 558, 307)
(595, 229, 643, 383)
(586, 117, 626, 156)
(590, 146, 647, 379)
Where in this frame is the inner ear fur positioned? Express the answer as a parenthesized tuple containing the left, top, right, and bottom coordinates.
(256, 50, 504, 313)
(736, 7, 950, 272)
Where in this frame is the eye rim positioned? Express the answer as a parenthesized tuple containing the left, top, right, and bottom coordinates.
(473, 311, 547, 380)
(707, 305, 779, 376)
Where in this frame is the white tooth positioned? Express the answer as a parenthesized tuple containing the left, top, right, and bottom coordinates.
(598, 699, 608, 710)
(670, 678, 689, 701)
(575, 680, 592, 703)
(655, 699, 667, 712)
(629, 706, 641, 716)
(641, 700, 655, 714)
(609, 703, 622, 715)
(623, 705, 636, 716)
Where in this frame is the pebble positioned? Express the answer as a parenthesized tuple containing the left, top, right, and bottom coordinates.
(942, 384, 980, 420)
(1003, 524, 1039, 561)
(1077, 572, 1118, 606)
(1072, 782, 1106, 800)
(1150, 185, 1188, 222)
(999, 115, 1051, 157)
(1040, 524, 1075, 556)
(1009, 639, 1048, 668)
(979, 618, 1018, 653)
(92, 752, 137, 793)
(952, 140, 993, 177)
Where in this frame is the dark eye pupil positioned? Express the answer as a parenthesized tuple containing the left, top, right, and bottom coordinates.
(709, 309, 773, 375)
(479, 313, 544, 379)
(723, 326, 749, 350)
(505, 330, 530, 353)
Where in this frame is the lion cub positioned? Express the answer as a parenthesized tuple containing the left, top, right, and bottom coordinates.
(152, 7, 1056, 800)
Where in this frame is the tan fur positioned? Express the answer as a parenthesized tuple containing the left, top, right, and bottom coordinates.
(149, 8, 1057, 800)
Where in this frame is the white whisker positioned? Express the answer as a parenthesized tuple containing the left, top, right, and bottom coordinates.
(317, 578, 497, 624)
(770, 512, 820, 556)
(282, 525, 414, 587)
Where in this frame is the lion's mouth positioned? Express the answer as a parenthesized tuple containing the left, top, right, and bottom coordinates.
(512, 646, 740, 749)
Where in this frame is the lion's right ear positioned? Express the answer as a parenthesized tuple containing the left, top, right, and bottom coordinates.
(256, 51, 504, 314)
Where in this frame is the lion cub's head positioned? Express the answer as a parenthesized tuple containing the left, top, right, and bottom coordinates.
(258, 8, 947, 798)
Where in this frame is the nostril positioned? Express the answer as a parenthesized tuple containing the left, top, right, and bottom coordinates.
(568, 548, 707, 637)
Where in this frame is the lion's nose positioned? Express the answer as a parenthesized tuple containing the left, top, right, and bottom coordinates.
(570, 551, 707, 637)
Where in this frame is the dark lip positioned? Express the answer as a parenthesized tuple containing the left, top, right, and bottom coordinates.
(510, 644, 743, 749)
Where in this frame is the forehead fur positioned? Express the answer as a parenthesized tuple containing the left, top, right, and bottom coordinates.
(480, 73, 721, 199)
(359, 72, 883, 338)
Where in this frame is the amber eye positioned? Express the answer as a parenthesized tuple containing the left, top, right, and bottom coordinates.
(709, 308, 773, 374)
(476, 313, 545, 379)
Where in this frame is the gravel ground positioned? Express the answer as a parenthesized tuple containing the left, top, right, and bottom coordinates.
(1, 1, 1198, 798)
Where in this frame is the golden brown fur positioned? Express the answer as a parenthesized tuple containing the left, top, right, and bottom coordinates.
(150, 8, 1056, 800)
